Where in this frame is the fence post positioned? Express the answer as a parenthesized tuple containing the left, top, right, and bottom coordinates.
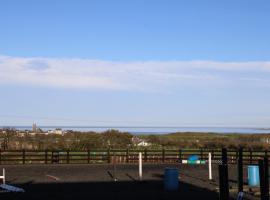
(200, 148, 204, 160)
(0, 149, 1, 165)
(259, 159, 266, 200)
(219, 164, 229, 200)
(107, 148, 111, 163)
(45, 149, 48, 164)
(144, 149, 148, 162)
(112, 152, 117, 181)
(162, 148, 165, 163)
(139, 152, 142, 180)
(222, 148, 228, 165)
(126, 148, 129, 163)
(211, 149, 215, 160)
(249, 149, 252, 164)
(238, 148, 243, 193)
(208, 152, 212, 180)
(264, 156, 269, 200)
(66, 149, 70, 164)
(179, 149, 182, 163)
(87, 149, 90, 164)
(22, 149, 26, 164)
(235, 150, 238, 164)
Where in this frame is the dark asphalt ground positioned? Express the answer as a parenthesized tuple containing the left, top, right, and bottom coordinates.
(0, 163, 258, 200)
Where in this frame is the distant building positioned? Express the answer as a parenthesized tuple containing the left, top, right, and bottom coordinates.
(16, 132, 26, 137)
(46, 128, 63, 135)
(32, 123, 37, 133)
(54, 128, 63, 135)
(132, 136, 151, 147)
(137, 141, 151, 147)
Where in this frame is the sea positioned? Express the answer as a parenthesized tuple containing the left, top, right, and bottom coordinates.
(2, 126, 270, 135)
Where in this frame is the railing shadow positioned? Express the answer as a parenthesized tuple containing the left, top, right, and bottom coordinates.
(1, 180, 220, 200)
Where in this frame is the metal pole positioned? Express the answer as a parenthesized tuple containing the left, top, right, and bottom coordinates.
(209, 152, 212, 180)
(139, 152, 142, 180)
(3, 168, 5, 184)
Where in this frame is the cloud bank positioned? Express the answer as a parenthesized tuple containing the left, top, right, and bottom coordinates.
(0, 55, 270, 91)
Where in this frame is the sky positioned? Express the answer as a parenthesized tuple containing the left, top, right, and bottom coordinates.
(0, 0, 270, 127)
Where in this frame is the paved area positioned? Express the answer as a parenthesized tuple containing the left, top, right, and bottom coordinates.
(0, 163, 258, 200)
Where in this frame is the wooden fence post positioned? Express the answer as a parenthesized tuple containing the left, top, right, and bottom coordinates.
(219, 164, 229, 200)
(0, 149, 2, 165)
(51, 151, 53, 163)
(259, 159, 266, 200)
(249, 149, 252, 164)
(211, 149, 215, 160)
(222, 148, 228, 165)
(162, 148, 165, 163)
(45, 149, 48, 164)
(66, 149, 70, 164)
(126, 148, 129, 163)
(22, 149, 26, 164)
(112, 152, 117, 181)
(238, 148, 243, 193)
(235, 150, 238, 164)
(179, 149, 182, 163)
(87, 149, 90, 164)
(107, 148, 111, 163)
(144, 149, 148, 162)
(264, 156, 269, 200)
(200, 148, 204, 160)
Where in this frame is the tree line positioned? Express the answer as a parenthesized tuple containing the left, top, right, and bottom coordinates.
(0, 128, 270, 150)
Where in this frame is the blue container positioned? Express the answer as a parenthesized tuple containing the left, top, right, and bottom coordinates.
(164, 168, 179, 191)
(188, 155, 199, 161)
(248, 165, 260, 186)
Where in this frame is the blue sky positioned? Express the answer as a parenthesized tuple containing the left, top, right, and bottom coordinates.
(0, 0, 270, 127)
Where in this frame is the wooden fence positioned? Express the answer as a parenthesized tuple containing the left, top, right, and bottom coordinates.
(0, 149, 268, 165)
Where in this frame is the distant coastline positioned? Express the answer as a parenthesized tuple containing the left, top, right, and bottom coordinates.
(257, 128, 270, 130)
(1, 126, 270, 134)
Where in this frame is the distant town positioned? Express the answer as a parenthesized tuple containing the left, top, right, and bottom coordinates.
(1, 123, 270, 151)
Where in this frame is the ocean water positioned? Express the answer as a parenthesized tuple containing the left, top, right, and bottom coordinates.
(4, 126, 270, 134)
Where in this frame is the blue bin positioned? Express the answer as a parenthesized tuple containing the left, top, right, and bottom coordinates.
(248, 165, 260, 186)
(188, 155, 199, 161)
(164, 168, 179, 191)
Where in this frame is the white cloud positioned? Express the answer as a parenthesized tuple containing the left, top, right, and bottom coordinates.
(0, 55, 270, 91)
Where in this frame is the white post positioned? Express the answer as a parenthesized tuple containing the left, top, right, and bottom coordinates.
(0, 168, 5, 184)
(139, 152, 142, 180)
(208, 153, 212, 180)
